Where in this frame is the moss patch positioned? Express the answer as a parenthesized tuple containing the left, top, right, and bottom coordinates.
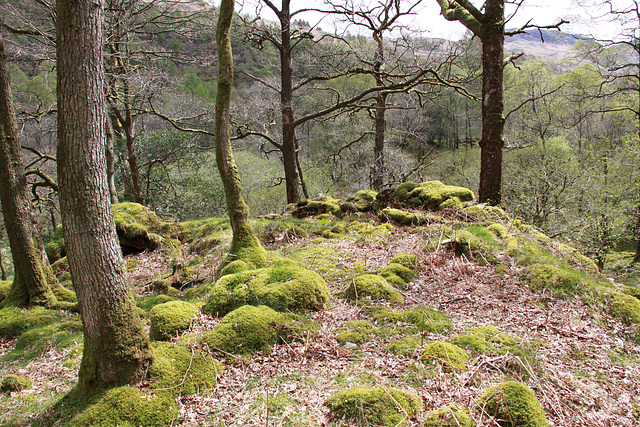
(526, 263, 584, 297)
(479, 381, 549, 427)
(336, 320, 375, 345)
(421, 341, 469, 372)
(291, 195, 341, 218)
(390, 252, 419, 268)
(450, 326, 518, 355)
(381, 181, 474, 211)
(0, 306, 62, 338)
(326, 385, 423, 427)
(203, 261, 329, 316)
(340, 190, 377, 213)
(386, 336, 420, 356)
(610, 291, 640, 324)
(113, 203, 162, 254)
(346, 274, 403, 303)
(149, 301, 199, 341)
(368, 306, 451, 334)
(380, 208, 432, 226)
(201, 305, 315, 356)
(0, 281, 11, 304)
(423, 404, 475, 427)
(149, 341, 222, 396)
(378, 263, 416, 290)
(1, 374, 32, 393)
(6, 315, 83, 361)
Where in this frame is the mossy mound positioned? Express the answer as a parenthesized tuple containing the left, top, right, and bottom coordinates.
(368, 306, 451, 334)
(340, 189, 377, 213)
(322, 223, 348, 239)
(609, 291, 640, 324)
(149, 341, 222, 396)
(622, 285, 640, 300)
(0, 306, 62, 338)
(479, 381, 549, 427)
(386, 336, 420, 356)
(390, 252, 419, 268)
(0, 281, 11, 303)
(379, 181, 474, 211)
(326, 385, 423, 427)
(203, 262, 329, 316)
(423, 404, 475, 427)
(380, 208, 432, 226)
(291, 195, 341, 218)
(450, 326, 518, 355)
(345, 274, 403, 303)
(445, 230, 481, 256)
(177, 217, 231, 254)
(336, 320, 375, 345)
(7, 316, 83, 361)
(113, 203, 162, 254)
(421, 341, 469, 372)
(68, 386, 177, 427)
(1, 374, 32, 392)
(201, 305, 315, 356)
(525, 263, 584, 297)
(137, 294, 176, 312)
(378, 263, 416, 290)
(149, 301, 199, 341)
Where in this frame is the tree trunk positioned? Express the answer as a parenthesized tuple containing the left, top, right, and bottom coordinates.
(106, 120, 119, 204)
(56, 0, 151, 391)
(122, 80, 144, 204)
(0, 32, 58, 307)
(477, 0, 505, 206)
(215, 0, 266, 263)
(371, 32, 386, 191)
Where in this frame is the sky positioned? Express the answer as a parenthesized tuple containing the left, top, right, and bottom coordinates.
(231, 0, 632, 41)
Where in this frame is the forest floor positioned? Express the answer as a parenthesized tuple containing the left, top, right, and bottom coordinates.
(1, 210, 640, 426)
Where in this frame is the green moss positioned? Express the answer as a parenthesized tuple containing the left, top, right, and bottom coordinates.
(291, 195, 341, 218)
(450, 334, 491, 355)
(487, 223, 509, 238)
(479, 381, 549, 427)
(149, 301, 199, 341)
(160, 238, 183, 258)
(449, 230, 481, 256)
(204, 261, 329, 316)
(45, 239, 65, 263)
(0, 280, 11, 303)
(378, 263, 416, 289)
(201, 305, 315, 356)
(340, 189, 377, 212)
(622, 285, 640, 300)
(352, 222, 395, 244)
(610, 291, 640, 324)
(336, 320, 375, 345)
(468, 326, 518, 345)
(369, 306, 451, 334)
(380, 208, 431, 226)
(390, 252, 419, 268)
(322, 223, 348, 239)
(394, 181, 475, 210)
(423, 404, 475, 427)
(69, 386, 177, 427)
(421, 341, 469, 372)
(386, 336, 419, 356)
(1, 374, 32, 392)
(137, 294, 176, 312)
(6, 315, 83, 361)
(326, 385, 423, 427)
(346, 274, 403, 303)
(177, 217, 231, 254)
(0, 306, 61, 338)
(525, 263, 584, 297)
(149, 341, 222, 396)
(51, 256, 69, 275)
(113, 203, 163, 253)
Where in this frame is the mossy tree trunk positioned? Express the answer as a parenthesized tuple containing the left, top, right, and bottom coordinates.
(436, 0, 505, 205)
(215, 0, 266, 261)
(0, 32, 58, 308)
(56, 0, 152, 391)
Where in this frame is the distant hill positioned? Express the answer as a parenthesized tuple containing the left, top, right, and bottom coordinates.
(504, 29, 589, 62)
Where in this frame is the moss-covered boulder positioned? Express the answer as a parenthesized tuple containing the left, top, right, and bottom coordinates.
(379, 208, 432, 226)
(336, 320, 375, 345)
(445, 230, 481, 256)
(149, 301, 199, 341)
(113, 203, 162, 254)
(7, 316, 83, 361)
(291, 195, 341, 218)
(479, 381, 548, 427)
(326, 385, 423, 427)
(609, 291, 640, 324)
(203, 262, 329, 316)
(378, 263, 416, 290)
(149, 341, 222, 396)
(201, 305, 315, 356)
(423, 404, 475, 427)
(346, 274, 403, 303)
(1, 374, 32, 393)
(369, 306, 451, 334)
(421, 341, 469, 372)
(69, 386, 177, 427)
(378, 181, 474, 211)
(340, 189, 377, 213)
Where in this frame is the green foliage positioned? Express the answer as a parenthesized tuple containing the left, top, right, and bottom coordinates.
(390, 252, 419, 268)
(386, 336, 420, 356)
(479, 381, 549, 427)
(326, 386, 423, 427)
(1, 375, 31, 393)
(149, 341, 222, 396)
(525, 263, 585, 297)
(149, 301, 199, 341)
(421, 341, 469, 372)
(201, 305, 315, 356)
(380, 208, 432, 226)
(423, 404, 475, 427)
(345, 274, 403, 303)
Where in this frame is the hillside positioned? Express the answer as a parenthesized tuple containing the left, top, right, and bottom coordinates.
(504, 29, 586, 62)
(1, 183, 639, 426)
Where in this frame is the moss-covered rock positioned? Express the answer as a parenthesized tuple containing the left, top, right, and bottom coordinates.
(390, 252, 419, 268)
(421, 341, 469, 372)
(201, 305, 315, 356)
(378, 263, 416, 289)
(291, 195, 341, 218)
(336, 320, 375, 345)
(622, 285, 640, 300)
(423, 404, 475, 427)
(322, 223, 348, 239)
(45, 224, 66, 263)
(446, 230, 481, 256)
(149, 341, 222, 396)
(345, 274, 403, 303)
(369, 306, 451, 334)
(610, 291, 640, 324)
(379, 181, 474, 211)
(203, 262, 329, 316)
(113, 203, 162, 254)
(326, 385, 423, 427)
(177, 217, 230, 254)
(479, 381, 548, 427)
(380, 208, 432, 226)
(1, 374, 32, 392)
(0, 306, 61, 338)
(340, 189, 377, 213)
(149, 301, 199, 341)
(69, 386, 177, 427)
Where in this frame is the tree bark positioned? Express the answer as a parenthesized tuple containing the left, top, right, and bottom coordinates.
(371, 31, 387, 191)
(215, 0, 266, 261)
(0, 31, 58, 307)
(56, 0, 151, 391)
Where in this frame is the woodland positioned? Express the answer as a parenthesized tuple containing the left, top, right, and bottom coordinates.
(0, 0, 640, 426)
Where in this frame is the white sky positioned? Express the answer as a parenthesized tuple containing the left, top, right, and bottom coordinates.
(230, 0, 632, 41)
